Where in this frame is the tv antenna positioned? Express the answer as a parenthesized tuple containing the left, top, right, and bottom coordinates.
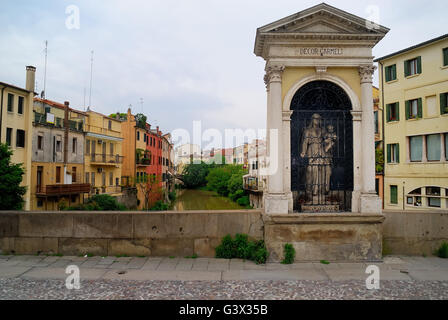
(88, 50, 94, 108)
(140, 98, 144, 113)
(42, 40, 48, 99)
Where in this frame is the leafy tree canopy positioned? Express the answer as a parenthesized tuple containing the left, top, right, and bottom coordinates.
(0, 143, 27, 210)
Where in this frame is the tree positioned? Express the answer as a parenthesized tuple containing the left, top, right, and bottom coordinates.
(0, 143, 27, 210)
(134, 113, 147, 129)
(135, 174, 163, 210)
(181, 162, 211, 189)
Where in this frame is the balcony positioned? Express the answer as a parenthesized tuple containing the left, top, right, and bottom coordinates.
(243, 176, 263, 193)
(36, 184, 91, 196)
(136, 158, 151, 166)
(91, 186, 122, 195)
(89, 154, 124, 165)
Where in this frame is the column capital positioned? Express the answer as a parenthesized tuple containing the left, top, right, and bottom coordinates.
(351, 110, 362, 121)
(359, 65, 376, 84)
(265, 65, 285, 84)
(282, 110, 293, 121)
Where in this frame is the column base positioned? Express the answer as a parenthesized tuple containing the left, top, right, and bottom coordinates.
(360, 192, 382, 214)
(264, 192, 293, 214)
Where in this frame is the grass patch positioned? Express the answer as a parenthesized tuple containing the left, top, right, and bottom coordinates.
(47, 253, 63, 257)
(320, 260, 330, 265)
(215, 234, 269, 265)
(184, 254, 198, 259)
(436, 242, 448, 258)
(115, 254, 129, 258)
(281, 243, 295, 265)
(137, 255, 146, 258)
(169, 256, 175, 259)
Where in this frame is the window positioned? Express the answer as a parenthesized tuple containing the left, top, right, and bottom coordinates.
(108, 120, 112, 130)
(72, 138, 77, 153)
(72, 167, 77, 183)
(7, 93, 13, 112)
(110, 143, 114, 155)
(137, 131, 140, 141)
(443, 48, 448, 67)
(386, 102, 399, 122)
(409, 136, 423, 162)
(91, 172, 95, 186)
(37, 135, 43, 150)
(374, 111, 379, 134)
(441, 92, 448, 115)
(6, 128, 12, 146)
(109, 172, 113, 186)
(385, 64, 397, 82)
(427, 187, 441, 208)
(427, 134, 441, 161)
(116, 178, 119, 186)
(16, 130, 25, 148)
(390, 185, 398, 204)
(406, 98, 422, 119)
(387, 143, 400, 163)
(85, 173, 90, 184)
(56, 166, 61, 183)
(18, 97, 24, 114)
(86, 140, 90, 154)
(405, 57, 421, 77)
(445, 134, 448, 161)
(56, 140, 62, 152)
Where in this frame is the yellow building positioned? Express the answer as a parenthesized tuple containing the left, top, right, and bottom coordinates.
(373, 86, 384, 204)
(84, 110, 124, 198)
(30, 98, 90, 210)
(120, 108, 149, 209)
(376, 34, 448, 211)
(0, 66, 36, 210)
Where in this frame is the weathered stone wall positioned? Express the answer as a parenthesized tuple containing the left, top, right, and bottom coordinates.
(0, 210, 264, 257)
(383, 210, 448, 256)
(263, 213, 385, 262)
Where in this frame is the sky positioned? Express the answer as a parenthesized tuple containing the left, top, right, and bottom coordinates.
(0, 0, 446, 148)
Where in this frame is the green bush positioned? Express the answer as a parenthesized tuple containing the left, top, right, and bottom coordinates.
(168, 191, 177, 202)
(236, 196, 250, 207)
(437, 242, 448, 258)
(65, 194, 126, 211)
(150, 200, 169, 211)
(281, 243, 295, 264)
(215, 234, 268, 264)
(229, 189, 244, 202)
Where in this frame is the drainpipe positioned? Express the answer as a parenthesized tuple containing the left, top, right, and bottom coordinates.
(0, 86, 5, 142)
(64, 101, 70, 184)
(379, 61, 386, 210)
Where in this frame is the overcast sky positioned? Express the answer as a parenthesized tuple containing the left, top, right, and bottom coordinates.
(0, 0, 446, 147)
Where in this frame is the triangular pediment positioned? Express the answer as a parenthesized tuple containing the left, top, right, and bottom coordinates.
(254, 3, 390, 56)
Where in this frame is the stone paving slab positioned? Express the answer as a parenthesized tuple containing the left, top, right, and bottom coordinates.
(20, 267, 107, 280)
(102, 270, 221, 281)
(0, 266, 32, 279)
(408, 270, 448, 281)
(127, 258, 147, 269)
(222, 269, 328, 281)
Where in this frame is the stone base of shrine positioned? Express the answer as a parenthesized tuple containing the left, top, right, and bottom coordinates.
(263, 213, 385, 262)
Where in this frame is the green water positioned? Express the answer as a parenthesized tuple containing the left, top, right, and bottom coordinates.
(172, 189, 244, 211)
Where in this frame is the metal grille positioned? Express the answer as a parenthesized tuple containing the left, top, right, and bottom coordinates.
(290, 81, 353, 212)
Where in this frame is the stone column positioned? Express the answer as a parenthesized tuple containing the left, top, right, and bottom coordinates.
(264, 65, 289, 214)
(351, 110, 362, 212)
(359, 65, 382, 213)
(283, 110, 294, 213)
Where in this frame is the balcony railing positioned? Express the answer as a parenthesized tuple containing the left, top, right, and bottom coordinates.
(136, 158, 151, 166)
(91, 186, 122, 195)
(89, 154, 124, 165)
(243, 176, 263, 192)
(36, 183, 91, 196)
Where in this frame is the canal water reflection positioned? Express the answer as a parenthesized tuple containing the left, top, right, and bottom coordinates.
(172, 189, 244, 211)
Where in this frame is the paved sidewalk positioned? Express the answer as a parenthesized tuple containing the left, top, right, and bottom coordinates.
(1, 255, 448, 300)
(1, 255, 448, 281)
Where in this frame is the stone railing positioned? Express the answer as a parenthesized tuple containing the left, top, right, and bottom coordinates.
(0, 210, 263, 257)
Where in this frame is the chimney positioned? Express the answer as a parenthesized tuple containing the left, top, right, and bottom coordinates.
(26, 66, 36, 93)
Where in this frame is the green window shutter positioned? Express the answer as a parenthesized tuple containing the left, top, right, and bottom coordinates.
(392, 64, 397, 80)
(405, 100, 410, 120)
(396, 144, 400, 163)
(391, 186, 398, 204)
(417, 98, 423, 118)
(386, 104, 391, 122)
(441, 93, 447, 115)
(387, 144, 391, 163)
(444, 48, 448, 67)
(404, 60, 410, 77)
(385, 67, 390, 82)
(396, 102, 400, 121)
(417, 56, 422, 74)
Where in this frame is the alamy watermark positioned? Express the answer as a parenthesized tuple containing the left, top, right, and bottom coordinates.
(365, 265, 380, 290)
(65, 265, 80, 290)
(65, 5, 80, 30)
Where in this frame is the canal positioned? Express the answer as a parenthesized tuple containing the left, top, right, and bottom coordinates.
(172, 189, 245, 211)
